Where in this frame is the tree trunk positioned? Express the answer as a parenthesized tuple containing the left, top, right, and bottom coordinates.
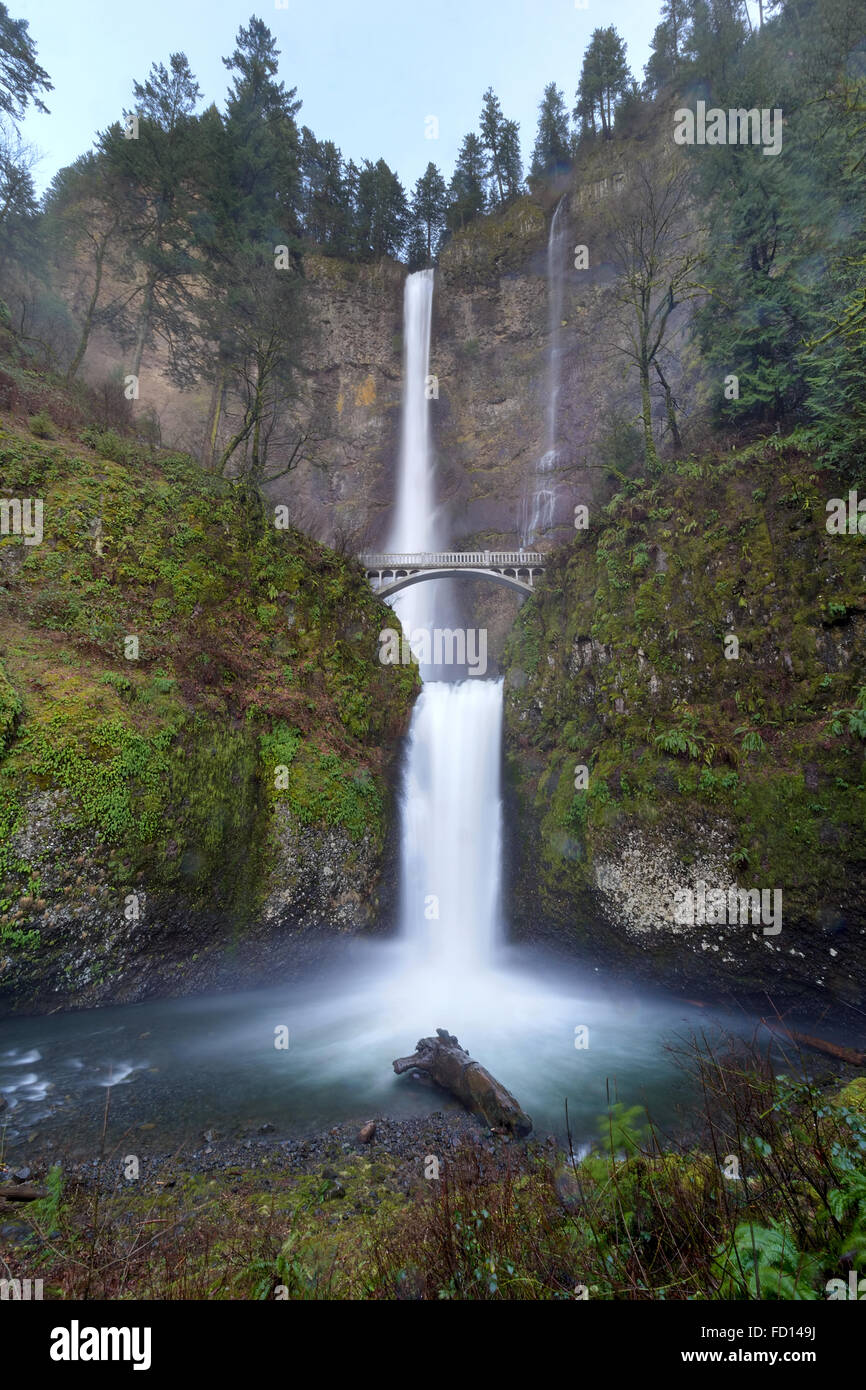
(130, 274, 156, 381)
(654, 359, 682, 451)
(204, 367, 226, 471)
(393, 1029, 532, 1135)
(66, 239, 107, 383)
(640, 356, 659, 470)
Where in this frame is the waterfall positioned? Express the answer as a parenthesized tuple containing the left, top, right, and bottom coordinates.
(388, 269, 505, 977)
(521, 197, 568, 545)
(399, 679, 504, 971)
(387, 268, 440, 648)
(389, 269, 437, 557)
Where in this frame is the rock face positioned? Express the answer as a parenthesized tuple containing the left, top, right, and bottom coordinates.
(0, 787, 395, 1015)
(501, 443, 866, 1008)
(82, 165, 682, 561)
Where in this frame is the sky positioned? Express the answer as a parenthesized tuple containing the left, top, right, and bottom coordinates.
(15, 0, 671, 198)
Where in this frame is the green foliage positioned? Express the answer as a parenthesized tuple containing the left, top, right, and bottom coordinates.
(79, 425, 132, 463)
(828, 688, 866, 740)
(24, 713, 173, 843)
(28, 410, 54, 439)
(598, 1103, 649, 1158)
(654, 714, 706, 760)
(0, 661, 21, 750)
(712, 1221, 822, 1301)
(574, 25, 632, 139)
(25, 1164, 65, 1232)
(735, 726, 766, 754)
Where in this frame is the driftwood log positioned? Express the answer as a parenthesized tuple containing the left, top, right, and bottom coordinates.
(760, 1019, 865, 1067)
(393, 1029, 532, 1136)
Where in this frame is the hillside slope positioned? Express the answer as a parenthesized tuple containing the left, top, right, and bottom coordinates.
(0, 419, 418, 1015)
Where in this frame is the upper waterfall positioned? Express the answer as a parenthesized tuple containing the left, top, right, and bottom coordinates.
(387, 268, 442, 649)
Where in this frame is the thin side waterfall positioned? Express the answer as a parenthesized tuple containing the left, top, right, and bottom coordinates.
(388, 269, 505, 977)
(521, 197, 568, 545)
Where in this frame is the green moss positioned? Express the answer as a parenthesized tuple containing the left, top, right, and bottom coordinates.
(0, 659, 21, 750)
(503, 435, 866, 936)
(0, 420, 418, 939)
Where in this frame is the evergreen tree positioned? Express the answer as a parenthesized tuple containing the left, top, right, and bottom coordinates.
(644, 3, 692, 94)
(530, 82, 571, 181)
(499, 117, 524, 200)
(299, 128, 353, 253)
(446, 132, 486, 231)
(685, 0, 861, 429)
(221, 15, 302, 238)
(98, 53, 202, 380)
(683, 0, 749, 90)
(192, 18, 306, 484)
(0, 3, 51, 121)
(404, 222, 428, 272)
(356, 158, 408, 259)
(0, 3, 51, 250)
(574, 27, 632, 139)
(479, 87, 522, 204)
(409, 161, 447, 261)
(0, 126, 35, 236)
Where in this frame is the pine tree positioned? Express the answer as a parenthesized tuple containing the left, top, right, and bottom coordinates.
(299, 128, 353, 253)
(221, 15, 302, 239)
(644, 2, 693, 94)
(0, 3, 51, 122)
(446, 132, 487, 231)
(499, 117, 524, 200)
(574, 27, 632, 139)
(410, 161, 447, 262)
(530, 83, 571, 181)
(479, 88, 522, 204)
(356, 158, 408, 259)
(98, 53, 202, 380)
(0, 3, 51, 246)
(192, 18, 306, 485)
(683, 0, 749, 90)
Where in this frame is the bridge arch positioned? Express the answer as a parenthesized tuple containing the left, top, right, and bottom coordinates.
(373, 566, 535, 598)
(359, 550, 546, 599)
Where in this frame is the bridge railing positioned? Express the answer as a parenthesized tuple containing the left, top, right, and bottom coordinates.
(358, 551, 546, 568)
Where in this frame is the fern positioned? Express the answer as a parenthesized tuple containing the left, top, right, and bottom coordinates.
(712, 1221, 821, 1300)
(735, 726, 766, 753)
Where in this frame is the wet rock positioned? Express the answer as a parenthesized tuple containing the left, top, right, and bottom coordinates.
(258, 1122, 276, 1134)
